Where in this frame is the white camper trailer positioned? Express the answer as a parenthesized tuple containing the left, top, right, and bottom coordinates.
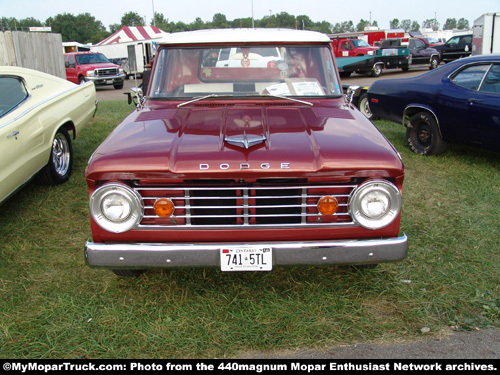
(473, 13, 500, 55)
(91, 26, 166, 77)
(91, 42, 153, 77)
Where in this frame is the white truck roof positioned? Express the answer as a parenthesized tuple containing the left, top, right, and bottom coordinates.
(157, 28, 331, 45)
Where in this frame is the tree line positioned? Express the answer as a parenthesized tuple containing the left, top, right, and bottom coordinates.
(0, 11, 470, 45)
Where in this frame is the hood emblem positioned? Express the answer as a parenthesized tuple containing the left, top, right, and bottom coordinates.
(225, 131, 267, 149)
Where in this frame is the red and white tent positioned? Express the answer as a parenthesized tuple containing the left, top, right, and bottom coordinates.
(96, 26, 168, 46)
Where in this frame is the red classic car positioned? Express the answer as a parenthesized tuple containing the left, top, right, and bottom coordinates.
(84, 29, 407, 276)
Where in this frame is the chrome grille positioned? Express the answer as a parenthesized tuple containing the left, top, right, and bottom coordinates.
(136, 184, 357, 229)
(95, 68, 119, 77)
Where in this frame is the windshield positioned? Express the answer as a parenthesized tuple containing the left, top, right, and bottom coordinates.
(76, 53, 110, 65)
(424, 37, 439, 44)
(148, 44, 342, 99)
(351, 39, 370, 47)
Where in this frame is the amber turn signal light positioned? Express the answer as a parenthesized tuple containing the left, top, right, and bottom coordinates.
(154, 198, 175, 217)
(317, 196, 338, 216)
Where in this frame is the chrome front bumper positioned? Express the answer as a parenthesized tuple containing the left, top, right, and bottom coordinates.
(84, 234, 407, 270)
(85, 73, 125, 83)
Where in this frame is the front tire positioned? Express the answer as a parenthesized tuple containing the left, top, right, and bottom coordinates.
(114, 81, 124, 89)
(36, 127, 73, 185)
(406, 111, 446, 155)
(358, 93, 374, 120)
(371, 64, 383, 77)
(429, 56, 439, 70)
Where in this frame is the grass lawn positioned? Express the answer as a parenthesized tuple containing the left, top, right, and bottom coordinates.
(0, 101, 499, 358)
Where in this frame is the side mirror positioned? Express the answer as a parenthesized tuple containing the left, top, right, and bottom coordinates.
(125, 87, 144, 108)
(345, 85, 361, 104)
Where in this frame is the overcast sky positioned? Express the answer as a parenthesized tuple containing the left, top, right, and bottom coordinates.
(1, 0, 498, 30)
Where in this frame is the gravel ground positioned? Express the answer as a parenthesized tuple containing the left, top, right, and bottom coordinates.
(240, 329, 500, 359)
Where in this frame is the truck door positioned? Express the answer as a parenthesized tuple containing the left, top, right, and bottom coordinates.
(340, 40, 353, 57)
(65, 55, 78, 84)
(409, 39, 427, 65)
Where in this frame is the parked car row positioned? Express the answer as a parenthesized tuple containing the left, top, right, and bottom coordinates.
(381, 33, 473, 68)
(333, 33, 473, 79)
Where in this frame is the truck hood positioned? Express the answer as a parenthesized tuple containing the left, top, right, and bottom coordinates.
(81, 62, 119, 70)
(357, 47, 379, 53)
(87, 103, 404, 180)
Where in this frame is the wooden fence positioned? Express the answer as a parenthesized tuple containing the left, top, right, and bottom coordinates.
(0, 31, 66, 79)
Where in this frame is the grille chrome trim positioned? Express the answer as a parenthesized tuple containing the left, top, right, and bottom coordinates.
(95, 68, 119, 77)
(135, 185, 357, 229)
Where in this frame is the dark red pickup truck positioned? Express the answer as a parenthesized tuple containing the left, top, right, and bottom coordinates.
(84, 29, 407, 277)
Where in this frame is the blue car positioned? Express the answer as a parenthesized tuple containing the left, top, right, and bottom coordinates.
(367, 54, 500, 155)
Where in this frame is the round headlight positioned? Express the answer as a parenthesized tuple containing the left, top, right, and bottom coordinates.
(90, 183, 143, 233)
(101, 193, 132, 221)
(349, 180, 401, 230)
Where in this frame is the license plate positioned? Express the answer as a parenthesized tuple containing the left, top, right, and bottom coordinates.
(220, 246, 272, 271)
(106, 80, 113, 84)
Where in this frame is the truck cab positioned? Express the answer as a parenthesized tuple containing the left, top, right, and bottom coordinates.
(433, 34, 473, 62)
(330, 37, 379, 58)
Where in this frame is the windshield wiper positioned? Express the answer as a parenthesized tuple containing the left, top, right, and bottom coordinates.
(259, 93, 313, 106)
(177, 94, 222, 108)
(177, 93, 314, 107)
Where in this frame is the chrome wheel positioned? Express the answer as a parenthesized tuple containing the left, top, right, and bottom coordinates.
(52, 132, 71, 177)
(358, 94, 373, 120)
(429, 56, 439, 70)
(36, 127, 73, 185)
(371, 64, 382, 77)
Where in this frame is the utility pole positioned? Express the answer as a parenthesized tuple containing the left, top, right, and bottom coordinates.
(251, 0, 255, 28)
(152, 0, 156, 26)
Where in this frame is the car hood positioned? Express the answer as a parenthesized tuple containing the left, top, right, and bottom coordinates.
(86, 102, 404, 181)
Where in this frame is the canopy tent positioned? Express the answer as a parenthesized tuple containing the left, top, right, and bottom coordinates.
(96, 26, 168, 46)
